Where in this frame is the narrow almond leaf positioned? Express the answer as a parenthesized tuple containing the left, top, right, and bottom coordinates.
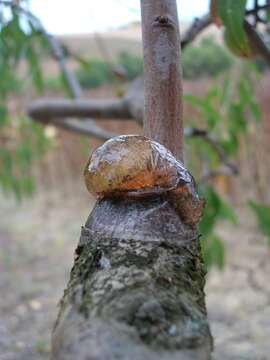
(249, 201, 270, 245)
(217, 0, 253, 57)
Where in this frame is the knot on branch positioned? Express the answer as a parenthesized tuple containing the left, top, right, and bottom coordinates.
(153, 15, 176, 29)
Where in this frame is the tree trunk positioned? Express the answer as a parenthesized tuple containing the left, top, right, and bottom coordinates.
(51, 0, 212, 359)
(51, 198, 212, 360)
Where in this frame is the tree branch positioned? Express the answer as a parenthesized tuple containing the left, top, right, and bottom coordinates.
(27, 78, 145, 125)
(200, 166, 238, 183)
(181, 14, 212, 49)
(245, 3, 270, 16)
(50, 118, 116, 140)
(28, 98, 131, 123)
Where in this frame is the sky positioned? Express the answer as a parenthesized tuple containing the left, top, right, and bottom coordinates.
(29, 0, 211, 35)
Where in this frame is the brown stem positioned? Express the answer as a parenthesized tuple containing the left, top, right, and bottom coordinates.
(140, 0, 184, 161)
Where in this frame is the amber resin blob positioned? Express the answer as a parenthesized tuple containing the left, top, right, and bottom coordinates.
(84, 135, 193, 197)
(84, 135, 204, 225)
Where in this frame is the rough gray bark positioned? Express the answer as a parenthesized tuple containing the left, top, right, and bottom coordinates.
(51, 198, 212, 360)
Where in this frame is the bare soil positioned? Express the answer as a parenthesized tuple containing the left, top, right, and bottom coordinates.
(0, 179, 269, 360)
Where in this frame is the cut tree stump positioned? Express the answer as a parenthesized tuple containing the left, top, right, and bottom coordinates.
(51, 197, 212, 360)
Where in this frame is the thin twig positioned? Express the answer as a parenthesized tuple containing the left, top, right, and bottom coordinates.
(244, 19, 270, 66)
(254, 0, 259, 25)
(181, 14, 212, 49)
(200, 166, 237, 183)
(184, 128, 238, 175)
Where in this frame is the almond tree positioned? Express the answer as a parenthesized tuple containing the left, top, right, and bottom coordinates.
(50, 1, 213, 359)
(0, 1, 270, 358)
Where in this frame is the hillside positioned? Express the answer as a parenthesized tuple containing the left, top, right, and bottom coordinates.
(59, 20, 222, 59)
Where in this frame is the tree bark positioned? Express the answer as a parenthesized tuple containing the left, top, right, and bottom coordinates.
(51, 198, 212, 360)
(141, 0, 184, 161)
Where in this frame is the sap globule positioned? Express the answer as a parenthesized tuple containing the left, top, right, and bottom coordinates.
(84, 135, 204, 225)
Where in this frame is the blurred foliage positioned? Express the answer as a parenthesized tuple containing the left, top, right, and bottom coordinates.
(0, 6, 51, 200)
(249, 201, 270, 245)
(182, 37, 234, 79)
(185, 63, 261, 269)
(0, 118, 50, 201)
(186, 64, 261, 152)
(199, 185, 237, 270)
(76, 59, 113, 89)
(118, 52, 144, 80)
(74, 39, 234, 87)
(75, 52, 143, 89)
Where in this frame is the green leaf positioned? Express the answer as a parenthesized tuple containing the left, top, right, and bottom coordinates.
(184, 94, 221, 130)
(73, 55, 93, 71)
(0, 105, 8, 127)
(0, 147, 13, 173)
(21, 176, 35, 196)
(199, 187, 220, 236)
(229, 103, 247, 132)
(250, 101, 261, 123)
(218, 0, 252, 57)
(201, 234, 225, 270)
(27, 20, 50, 53)
(249, 201, 270, 245)
(199, 186, 237, 237)
(31, 122, 51, 156)
(211, 235, 225, 269)
(16, 141, 33, 170)
(218, 196, 238, 224)
(1, 12, 28, 62)
(59, 71, 73, 97)
(221, 133, 239, 155)
(26, 45, 44, 93)
(219, 73, 230, 105)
